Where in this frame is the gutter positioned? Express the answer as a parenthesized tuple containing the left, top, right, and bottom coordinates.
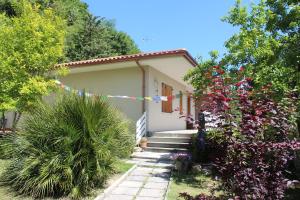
(135, 60, 146, 113)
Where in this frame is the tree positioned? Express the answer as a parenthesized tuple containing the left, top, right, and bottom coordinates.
(184, 50, 220, 95)
(0, 0, 65, 130)
(65, 13, 140, 62)
(0, 0, 140, 62)
(222, 0, 299, 95)
(186, 0, 299, 97)
(185, 0, 300, 134)
(110, 31, 140, 55)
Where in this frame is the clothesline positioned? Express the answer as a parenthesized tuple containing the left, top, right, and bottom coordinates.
(54, 80, 193, 102)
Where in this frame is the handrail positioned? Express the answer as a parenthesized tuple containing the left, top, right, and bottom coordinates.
(136, 112, 147, 145)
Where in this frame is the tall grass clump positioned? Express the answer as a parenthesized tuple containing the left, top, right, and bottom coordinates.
(0, 93, 134, 199)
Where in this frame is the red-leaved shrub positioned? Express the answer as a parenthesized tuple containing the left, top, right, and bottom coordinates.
(193, 66, 300, 199)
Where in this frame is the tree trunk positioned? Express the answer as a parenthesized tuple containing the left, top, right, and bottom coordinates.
(12, 111, 22, 133)
(1, 111, 5, 134)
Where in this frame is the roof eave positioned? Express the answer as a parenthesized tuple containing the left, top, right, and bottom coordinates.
(58, 49, 198, 69)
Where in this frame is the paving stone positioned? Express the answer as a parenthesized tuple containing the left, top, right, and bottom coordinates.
(111, 186, 140, 195)
(131, 171, 152, 176)
(132, 158, 158, 163)
(131, 168, 153, 176)
(103, 194, 134, 200)
(138, 188, 165, 198)
(135, 197, 163, 200)
(135, 167, 154, 172)
(153, 163, 173, 168)
(143, 182, 169, 189)
(151, 171, 170, 178)
(153, 168, 171, 173)
(96, 152, 174, 200)
(147, 176, 169, 183)
(132, 152, 172, 160)
(126, 175, 148, 182)
(139, 161, 159, 167)
(119, 180, 144, 188)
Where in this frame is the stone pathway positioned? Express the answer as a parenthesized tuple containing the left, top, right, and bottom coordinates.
(99, 151, 174, 200)
(102, 166, 171, 200)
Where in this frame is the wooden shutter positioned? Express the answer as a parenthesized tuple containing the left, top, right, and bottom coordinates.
(179, 91, 183, 114)
(162, 83, 172, 113)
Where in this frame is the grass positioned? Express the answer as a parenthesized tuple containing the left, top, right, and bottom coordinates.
(167, 169, 300, 200)
(114, 160, 134, 174)
(167, 171, 224, 200)
(0, 159, 134, 200)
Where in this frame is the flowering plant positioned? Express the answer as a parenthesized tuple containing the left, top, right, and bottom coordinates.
(171, 152, 192, 162)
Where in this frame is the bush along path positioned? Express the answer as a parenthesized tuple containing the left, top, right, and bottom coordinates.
(0, 93, 134, 199)
(97, 152, 173, 200)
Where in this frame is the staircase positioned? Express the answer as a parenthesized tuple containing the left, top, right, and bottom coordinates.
(131, 130, 197, 168)
(144, 130, 196, 153)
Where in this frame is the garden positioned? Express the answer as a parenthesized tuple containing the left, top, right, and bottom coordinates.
(167, 63, 300, 199)
(0, 0, 299, 200)
(166, 0, 300, 199)
(0, 1, 137, 199)
(0, 93, 135, 199)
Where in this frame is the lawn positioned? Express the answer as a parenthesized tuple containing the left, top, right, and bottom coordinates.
(167, 170, 224, 200)
(0, 159, 134, 200)
(166, 169, 300, 200)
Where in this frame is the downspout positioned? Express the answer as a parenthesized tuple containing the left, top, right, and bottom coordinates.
(135, 60, 146, 113)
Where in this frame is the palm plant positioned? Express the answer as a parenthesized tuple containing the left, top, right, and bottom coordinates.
(0, 93, 134, 199)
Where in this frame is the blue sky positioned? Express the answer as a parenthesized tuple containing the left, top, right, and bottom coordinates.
(82, 0, 255, 59)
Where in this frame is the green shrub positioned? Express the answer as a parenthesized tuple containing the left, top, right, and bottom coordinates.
(0, 135, 15, 160)
(0, 93, 134, 199)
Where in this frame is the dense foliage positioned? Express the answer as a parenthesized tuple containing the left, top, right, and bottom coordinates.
(0, 0, 65, 130)
(222, 0, 299, 94)
(184, 0, 299, 199)
(184, 0, 300, 134)
(0, 0, 140, 130)
(0, 93, 134, 199)
(194, 66, 299, 199)
(0, 0, 140, 62)
(65, 13, 139, 62)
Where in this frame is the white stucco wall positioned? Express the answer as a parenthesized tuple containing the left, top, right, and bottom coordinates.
(2, 64, 195, 133)
(2, 112, 13, 129)
(145, 67, 195, 132)
(60, 67, 143, 122)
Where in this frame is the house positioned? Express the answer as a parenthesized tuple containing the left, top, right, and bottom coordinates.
(3, 49, 197, 143)
(59, 49, 197, 135)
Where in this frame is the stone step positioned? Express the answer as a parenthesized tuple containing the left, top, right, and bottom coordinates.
(131, 152, 172, 161)
(147, 142, 190, 148)
(144, 147, 189, 153)
(151, 132, 195, 138)
(148, 136, 191, 143)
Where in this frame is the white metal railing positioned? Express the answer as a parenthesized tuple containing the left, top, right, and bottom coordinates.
(136, 112, 147, 145)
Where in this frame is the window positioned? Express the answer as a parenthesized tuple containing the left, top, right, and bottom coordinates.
(162, 83, 172, 113)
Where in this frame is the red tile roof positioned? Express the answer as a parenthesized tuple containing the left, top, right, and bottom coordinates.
(61, 49, 198, 68)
